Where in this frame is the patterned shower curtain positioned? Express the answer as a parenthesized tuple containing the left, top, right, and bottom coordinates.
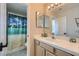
(8, 13, 27, 52)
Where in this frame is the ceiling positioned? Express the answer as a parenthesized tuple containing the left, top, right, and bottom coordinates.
(7, 3, 27, 16)
(7, 3, 79, 16)
(48, 3, 79, 14)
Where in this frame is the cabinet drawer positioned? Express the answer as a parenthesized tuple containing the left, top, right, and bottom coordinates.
(55, 49, 72, 56)
(40, 42, 54, 53)
(46, 51, 55, 56)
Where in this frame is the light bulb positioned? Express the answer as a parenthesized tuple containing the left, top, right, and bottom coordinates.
(51, 4, 54, 7)
(48, 6, 50, 9)
(37, 12, 40, 15)
(55, 3, 58, 5)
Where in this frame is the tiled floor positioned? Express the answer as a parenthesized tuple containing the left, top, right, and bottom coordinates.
(6, 48, 27, 56)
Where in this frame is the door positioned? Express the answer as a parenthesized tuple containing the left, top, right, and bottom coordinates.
(34, 40, 44, 56)
(0, 3, 7, 56)
(35, 45, 44, 56)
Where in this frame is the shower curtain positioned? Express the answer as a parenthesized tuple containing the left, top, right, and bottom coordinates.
(8, 13, 27, 53)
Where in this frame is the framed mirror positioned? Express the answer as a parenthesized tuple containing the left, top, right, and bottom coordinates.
(36, 15, 44, 28)
(44, 15, 49, 28)
(36, 11, 49, 28)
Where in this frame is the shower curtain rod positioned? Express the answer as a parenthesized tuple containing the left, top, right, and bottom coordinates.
(8, 12, 26, 18)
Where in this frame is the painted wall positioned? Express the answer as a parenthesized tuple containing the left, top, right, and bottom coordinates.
(27, 4, 51, 55)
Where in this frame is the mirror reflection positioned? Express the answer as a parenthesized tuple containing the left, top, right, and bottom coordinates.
(50, 4, 79, 38)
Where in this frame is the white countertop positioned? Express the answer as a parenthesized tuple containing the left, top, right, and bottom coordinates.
(34, 36, 79, 56)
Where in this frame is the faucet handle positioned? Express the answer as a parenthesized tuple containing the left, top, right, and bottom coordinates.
(69, 38, 76, 43)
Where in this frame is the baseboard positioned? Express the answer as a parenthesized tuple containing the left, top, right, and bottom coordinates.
(6, 46, 25, 54)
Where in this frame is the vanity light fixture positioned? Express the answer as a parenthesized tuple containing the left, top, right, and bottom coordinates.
(48, 3, 64, 10)
(75, 18, 79, 27)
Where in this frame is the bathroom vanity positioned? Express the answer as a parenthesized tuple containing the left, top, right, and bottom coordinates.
(34, 36, 79, 56)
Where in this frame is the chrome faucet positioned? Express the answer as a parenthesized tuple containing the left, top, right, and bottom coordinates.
(51, 33, 55, 39)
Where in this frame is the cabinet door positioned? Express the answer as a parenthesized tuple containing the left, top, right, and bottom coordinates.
(46, 51, 55, 56)
(35, 45, 44, 56)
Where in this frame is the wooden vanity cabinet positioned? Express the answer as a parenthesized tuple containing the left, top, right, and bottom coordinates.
(34, 40, 55, 56)
(34, 39, 73, 56)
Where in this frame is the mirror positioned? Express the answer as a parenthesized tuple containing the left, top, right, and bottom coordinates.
(51, 16, 79, 38)
(36, 13, 49, 28)
(44, 15, 49, 28)
(36, 15, 44, 28)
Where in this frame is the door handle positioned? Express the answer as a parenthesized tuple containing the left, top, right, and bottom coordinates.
(0, 42, 3, 51)
(0, 42, 7, 51)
